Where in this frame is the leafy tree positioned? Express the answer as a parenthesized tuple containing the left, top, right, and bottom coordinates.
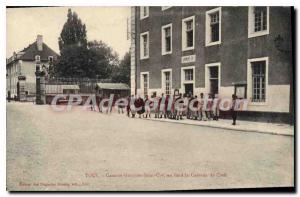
(54, 9, 122, 80)
(112, 52, 131, 85)
(87, 40, 119, 79)
(55, 45, 90, 78)
(54, 9, 89, 78)
(58, 9, 87, 50)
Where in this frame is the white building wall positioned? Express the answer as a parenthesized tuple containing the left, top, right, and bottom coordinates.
(6, 60, 50, 96)
(137, 81, 290, 113)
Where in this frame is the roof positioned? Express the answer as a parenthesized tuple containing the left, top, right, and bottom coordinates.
(96, 83, 130, 90)
(7, 41, 59, 65)
(46, 85, 80, 94)
(19, 42, 59, 61)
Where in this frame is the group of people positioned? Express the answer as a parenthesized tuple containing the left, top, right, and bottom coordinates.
(91, 91, 238, 125)
(123, 92, 238, 125)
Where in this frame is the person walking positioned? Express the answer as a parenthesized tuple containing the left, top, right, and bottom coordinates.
(98, 95, 103, 113)
(126, 96, 131, 117)
(171, 94, 177, 119)
(135, 95, 145, 118)
(159, 93, 166, 118)
(130, 95, 136, 118)
(164, 95, 169, 118)
(198, 93, 204, 121)
(231, 94, 238, 125)
(192, 95, 198, 120)
(154, 94, 160, 118)
(175, 93, 184, 120)
(205, 94, 213, 120)
(144, 95, 152, 118)
(212, 94, 220, 120)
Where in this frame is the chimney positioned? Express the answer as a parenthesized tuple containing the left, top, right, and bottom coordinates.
(36, 35, 43, 51)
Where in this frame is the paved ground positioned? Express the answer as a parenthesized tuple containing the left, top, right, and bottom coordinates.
(7, 102, 294, 191)
(143, 114, 294, 136)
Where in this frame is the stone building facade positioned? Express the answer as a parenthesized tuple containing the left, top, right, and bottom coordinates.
(130, 6, 294, 123)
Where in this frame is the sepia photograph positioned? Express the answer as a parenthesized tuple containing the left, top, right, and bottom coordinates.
(5, 5, 295, 191)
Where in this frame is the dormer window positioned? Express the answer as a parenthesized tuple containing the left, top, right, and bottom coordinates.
(35, 55, 40, 62)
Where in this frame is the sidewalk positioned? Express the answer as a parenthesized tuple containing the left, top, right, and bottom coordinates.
(138, 116, 294, 136)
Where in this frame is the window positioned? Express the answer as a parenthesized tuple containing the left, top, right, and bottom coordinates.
(141, 73, 149, 96)
(209, 66, 219, 95)
(251, 61, 266, 102)
(35, 55, 40, 62)
(162, 69, 172, 95)
(140, 7, 149, 19)
(162, 24, 172, 55)
(247, 57, 268, 104)
(248, 7, 269, 38)
(205, 63, 221, 95)
(161, 6, 171, 11)
(184, 69, 193, 81)
(140, 32, 149, 59)
(205, 7, 221, 46)
(182, 16, 195, 51)
(186, 21, 193, 47)
(254, 7, 267, 32)
(181, 66, 195, 96)
(48, 56, 53, 62)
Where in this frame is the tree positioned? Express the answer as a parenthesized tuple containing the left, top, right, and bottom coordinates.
(112, 52, 131, 85)
(55, 45, 90, 78)
(87, 40, 119, 79)
(54, 9, 89, 78)
(58, 9, 87, 51)
(54, 9, 121, 80)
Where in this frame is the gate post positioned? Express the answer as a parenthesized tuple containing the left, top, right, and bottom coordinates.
(18, 76, 26, 102)
(35, 70, 46, 105)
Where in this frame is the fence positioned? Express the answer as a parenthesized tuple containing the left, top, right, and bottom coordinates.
(45, 77, 111, 94)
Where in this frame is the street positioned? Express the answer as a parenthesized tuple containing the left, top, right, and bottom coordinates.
(6, 102, 294, 191)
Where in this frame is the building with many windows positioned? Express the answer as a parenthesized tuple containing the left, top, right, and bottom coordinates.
(130, 6, 294, 123)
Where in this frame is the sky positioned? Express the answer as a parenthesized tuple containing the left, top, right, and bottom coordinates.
(6, 7, 131, 59)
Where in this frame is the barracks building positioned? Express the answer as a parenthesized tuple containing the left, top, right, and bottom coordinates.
(130, 6, 294, 123)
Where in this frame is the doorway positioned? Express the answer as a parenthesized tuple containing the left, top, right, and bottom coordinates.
(184, 83, 193, 95)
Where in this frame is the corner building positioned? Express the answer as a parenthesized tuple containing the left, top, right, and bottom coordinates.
(130, 6, 294, 123)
